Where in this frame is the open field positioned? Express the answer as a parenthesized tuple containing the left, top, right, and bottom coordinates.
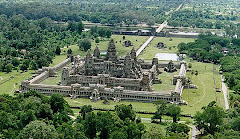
(0, 70, 34, 95)
(144, 122, 168, 136)
(181, 61, 224, 115)
(138, 37, 195, 61)
(153, 69, 177, 92)
(65, 97, 157, 112)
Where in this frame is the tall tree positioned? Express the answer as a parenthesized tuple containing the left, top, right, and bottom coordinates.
(5, 63, 13, 73)
(115, 104, 136, 121)
(77, 21, 84, 34)
(96, 112, 114, 139)
(152, 100, 167, 123)
(20, 120, 58, 139)
(105, 28, 112, 38)
(168, 104, 181, 123)
(50, 94, 66, 113)
(83, 112, 97, 139)
(55, 46, 61, 55)
(194, 101, 225, 135)
(78, 39, 91, 52)
(79, 105, 93, 120)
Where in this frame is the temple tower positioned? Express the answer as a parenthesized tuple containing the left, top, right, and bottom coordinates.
(62, 67, 70, 85)
(130, 47, 136, 61)
(93, 45, 100, 58)
(84, 50, 94, 75)
(152, 57, 160, 74)
(106, 39, 118, 61)
(123, 53, 134, 78)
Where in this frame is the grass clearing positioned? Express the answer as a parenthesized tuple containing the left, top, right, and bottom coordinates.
(138, 37, 195, 61)
(153, 69, 177, 92)
(144, 122, 168, 136)
(65, 97, 157, 112)
(41, 71, 62, 85)
(181, 61, 224, 115)
(0, 70, 34, 95)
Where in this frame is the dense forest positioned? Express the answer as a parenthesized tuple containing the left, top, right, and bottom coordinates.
(0, 91, 192, 139)
(168, 0, 240, 37)
(0, 14, 112, 73)
(0, 0, 183, 26)
(168, 10, 226, 29)
(0, 14, 82, 72)
(178, 34, 231, 63)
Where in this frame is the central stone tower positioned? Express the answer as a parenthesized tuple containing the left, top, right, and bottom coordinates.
(106, 39, 118, 61)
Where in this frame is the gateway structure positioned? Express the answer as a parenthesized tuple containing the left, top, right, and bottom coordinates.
(20, 39, 187, 103)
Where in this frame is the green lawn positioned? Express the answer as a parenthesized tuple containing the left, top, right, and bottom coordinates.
(180, 61, 224, 115)
(66, 97, 193, 123)
(138, 37, 195, 61)
(41, 71, 62, 85)
(0, 70, 34, 95)
(144, 122, 168, 136)
(153, 68, 177, 92)
(65, 97, 157, 112)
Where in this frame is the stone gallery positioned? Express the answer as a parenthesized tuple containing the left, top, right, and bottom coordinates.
(20, 39, 187, 103)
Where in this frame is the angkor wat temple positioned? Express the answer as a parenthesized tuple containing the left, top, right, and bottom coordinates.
(20, 39, 187, 103)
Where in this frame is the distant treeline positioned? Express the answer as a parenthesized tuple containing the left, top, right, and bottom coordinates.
(0, 0, 183, 26)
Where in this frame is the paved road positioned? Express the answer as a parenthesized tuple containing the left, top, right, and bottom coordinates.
(189, 125, 198, 139)
(221, 75, 229, 110)
(136, 36, 155, 57)
(175, 3, 183, 12)
(136, 21, 168, 57)
(156, 21, 168, 33)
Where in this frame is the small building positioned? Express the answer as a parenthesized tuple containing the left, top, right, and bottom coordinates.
(20, 49, 27, 55)
(221, 47, 229, 55)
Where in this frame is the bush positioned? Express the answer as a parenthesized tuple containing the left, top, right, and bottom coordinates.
(78, 39, 91, 52)
(95, 38, 100, 43)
